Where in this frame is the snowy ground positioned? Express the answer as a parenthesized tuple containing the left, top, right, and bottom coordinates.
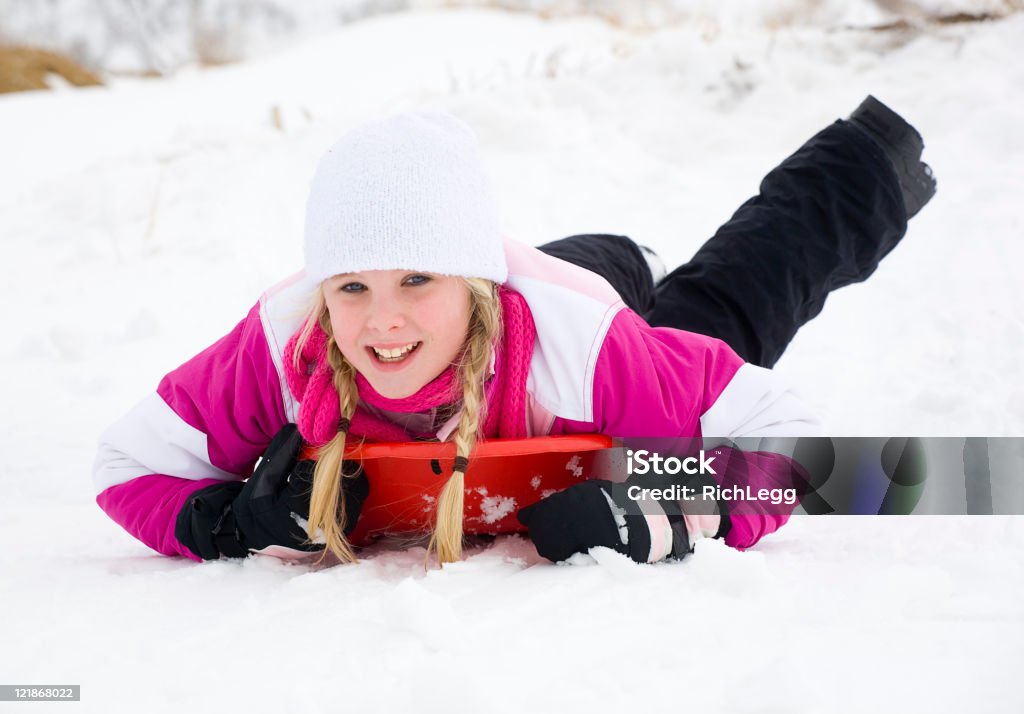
(1, 5, 1022, 712)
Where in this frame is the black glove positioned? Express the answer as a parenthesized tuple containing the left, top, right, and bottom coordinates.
(515, 479, 679, 564)
(175, 423, 369, 560)
(517, 475, 730, 564)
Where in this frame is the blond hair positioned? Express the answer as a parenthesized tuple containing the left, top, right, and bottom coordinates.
(292, 278, 502, 568)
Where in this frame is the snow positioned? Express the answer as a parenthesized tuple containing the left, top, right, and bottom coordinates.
(474, 487, 518, 524)
(1, 4, 1022, 712)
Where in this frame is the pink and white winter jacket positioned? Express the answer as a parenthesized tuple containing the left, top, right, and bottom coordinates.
(92, 238, 822, 562)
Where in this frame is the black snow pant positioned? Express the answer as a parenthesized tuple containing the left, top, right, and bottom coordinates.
(537, 120, 908, 368)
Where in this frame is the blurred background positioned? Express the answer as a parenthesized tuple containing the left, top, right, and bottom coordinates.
(2, 0, 1020, 85)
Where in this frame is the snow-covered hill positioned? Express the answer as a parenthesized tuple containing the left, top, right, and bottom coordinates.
(1, 6, 1021, 712)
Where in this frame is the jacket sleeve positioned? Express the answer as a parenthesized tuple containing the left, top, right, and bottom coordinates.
(92, 301, 290, 560)
(585, 309, 823, 550)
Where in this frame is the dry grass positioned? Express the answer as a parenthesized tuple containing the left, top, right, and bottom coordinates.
(0, 45, 102, 95)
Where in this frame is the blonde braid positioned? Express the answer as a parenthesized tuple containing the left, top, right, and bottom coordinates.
(305, 307, 362, 566)
(425, 278, 502, 566)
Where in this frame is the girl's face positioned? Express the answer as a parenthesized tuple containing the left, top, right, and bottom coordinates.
(323, 270, 472, 399)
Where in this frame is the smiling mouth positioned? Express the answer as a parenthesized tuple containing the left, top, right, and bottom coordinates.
(369, 342, 422, 363)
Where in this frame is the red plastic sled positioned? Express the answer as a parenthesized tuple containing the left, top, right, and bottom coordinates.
(302, 434, 617, 545)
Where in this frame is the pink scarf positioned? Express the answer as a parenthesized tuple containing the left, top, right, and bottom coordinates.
(283, 286, 536, 446)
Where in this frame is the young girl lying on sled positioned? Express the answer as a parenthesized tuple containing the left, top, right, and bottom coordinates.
(92, 98, 935, 566)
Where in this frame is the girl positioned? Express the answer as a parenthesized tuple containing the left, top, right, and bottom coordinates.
(93, 99, 935, 566)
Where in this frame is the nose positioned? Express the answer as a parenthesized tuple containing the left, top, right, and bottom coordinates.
(365, 292, 407, 334)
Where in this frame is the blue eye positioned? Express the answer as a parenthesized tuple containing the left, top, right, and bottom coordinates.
(339, 282, 366, 293)
(406, 275, 431, 286)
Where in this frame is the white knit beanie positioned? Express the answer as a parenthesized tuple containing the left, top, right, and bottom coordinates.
(303, 112, 507, 285)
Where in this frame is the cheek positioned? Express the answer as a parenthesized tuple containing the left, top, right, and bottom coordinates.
(326, 308, 359, 352)
(438, 299, 472, 351)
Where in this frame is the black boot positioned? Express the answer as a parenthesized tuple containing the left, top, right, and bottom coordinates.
(849, 95, 936, 220)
